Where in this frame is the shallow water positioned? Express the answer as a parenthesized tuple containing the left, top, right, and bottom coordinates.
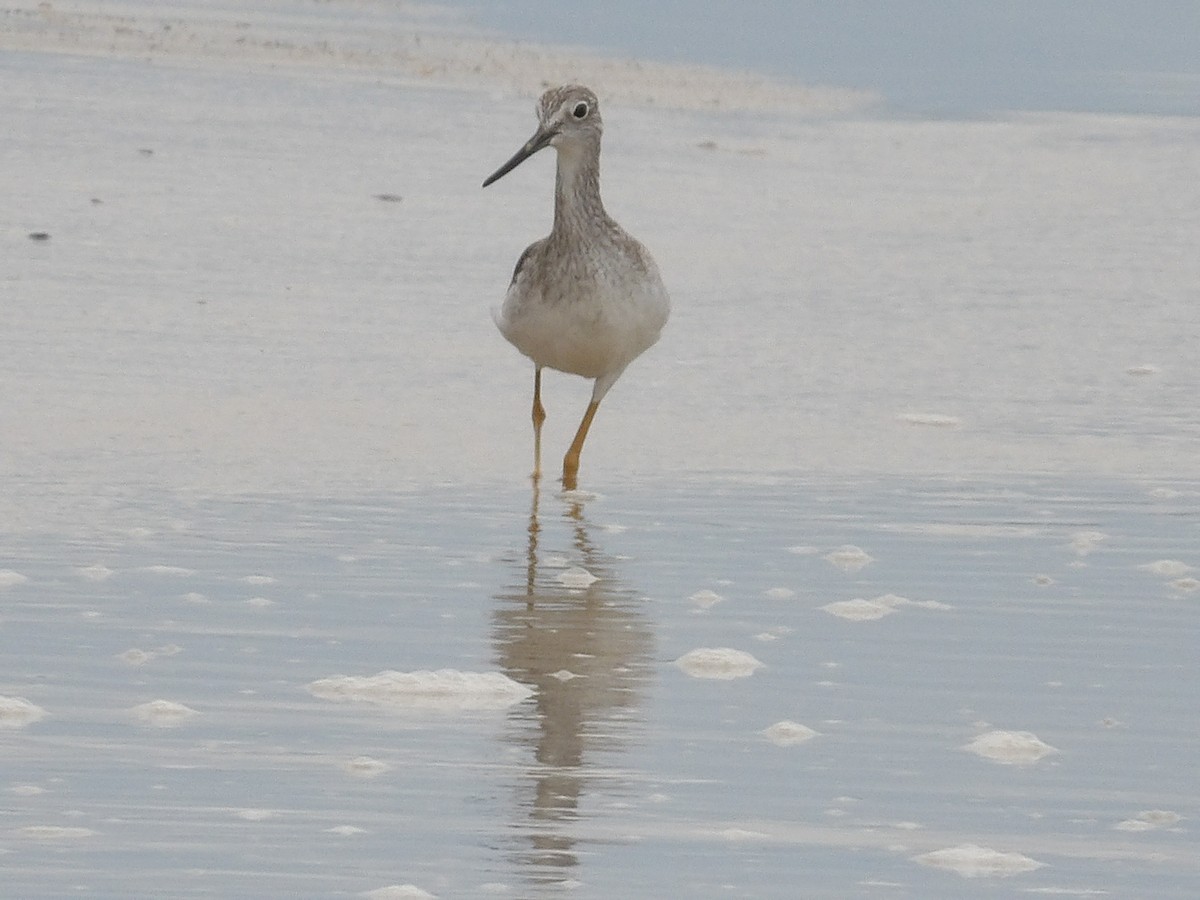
(3, 477, 1197, 897)
(458, 0, 1200, 117)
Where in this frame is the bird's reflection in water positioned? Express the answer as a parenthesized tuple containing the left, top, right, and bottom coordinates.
(492, 483, 654, 890)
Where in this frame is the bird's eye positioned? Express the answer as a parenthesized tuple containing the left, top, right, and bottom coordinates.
(572, 101, 589, 119)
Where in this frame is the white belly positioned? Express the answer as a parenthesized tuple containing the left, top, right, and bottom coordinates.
(496, 254, 670, 380)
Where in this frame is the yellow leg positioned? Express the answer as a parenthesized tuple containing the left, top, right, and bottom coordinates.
(531, 367, 546, 482)
(562, 400, 600, 491)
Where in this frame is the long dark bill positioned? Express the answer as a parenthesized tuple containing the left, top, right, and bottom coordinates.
(482, 127, 555, 188)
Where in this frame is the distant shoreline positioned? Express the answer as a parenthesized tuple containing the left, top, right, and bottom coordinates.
(1, 0, 878, 114)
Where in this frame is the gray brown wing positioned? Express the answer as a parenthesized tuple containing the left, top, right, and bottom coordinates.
(509, 240, 543, 287)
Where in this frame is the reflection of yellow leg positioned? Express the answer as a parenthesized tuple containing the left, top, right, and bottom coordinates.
(562, 400, 599, 491)
(531, 367, 546, 482)
(525, 475, 541, 596)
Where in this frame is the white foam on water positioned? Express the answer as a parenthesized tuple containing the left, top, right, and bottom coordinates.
(754, 625, 793, 641)
(308, 670, 534, 710)
(76, 564, 114, 581)
(362, 886, 437, 900)
(137, 565, 196, 576)
(559, 489, 600, 503)
(341, 756, 390, 778)
(1138, 559, 1192, 577)
(0, 696, 47, 728)
(897, 412, 961, 427)
(688, 589, 724, 609)
(821, 597, 898, 621)
(882, 522, 1041, 539)
(910, 599, 953, 610)
(719, 827, 771, 842)
(1069, 531, 1107, 556)
(1113, 809, 1181, 832)
(821, 593, 948, 622)
(963, 730, 1059, 765)
(0, 570, 29, 588)
(912, 843, 1045, 877)
(674, 648, 763, 680)
(1148, 487, 1185, 500)
(556, 566, 598, 589)
(761, 720, 820, 746)
(129, 700, 199, 727)
(234, 808, 276, 821)
(12, 825, 97, 840)
(824, 545, 874, 573)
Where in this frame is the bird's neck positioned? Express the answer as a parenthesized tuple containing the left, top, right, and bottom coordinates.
(552, 143, 611, 238)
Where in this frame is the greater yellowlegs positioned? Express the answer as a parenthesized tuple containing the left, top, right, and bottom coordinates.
(483, 85, 670, 490)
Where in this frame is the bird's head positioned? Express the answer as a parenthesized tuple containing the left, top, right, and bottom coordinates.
(483, 85, 602, 188)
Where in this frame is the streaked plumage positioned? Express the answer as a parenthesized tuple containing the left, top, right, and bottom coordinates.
(483, 85, 670, 489)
